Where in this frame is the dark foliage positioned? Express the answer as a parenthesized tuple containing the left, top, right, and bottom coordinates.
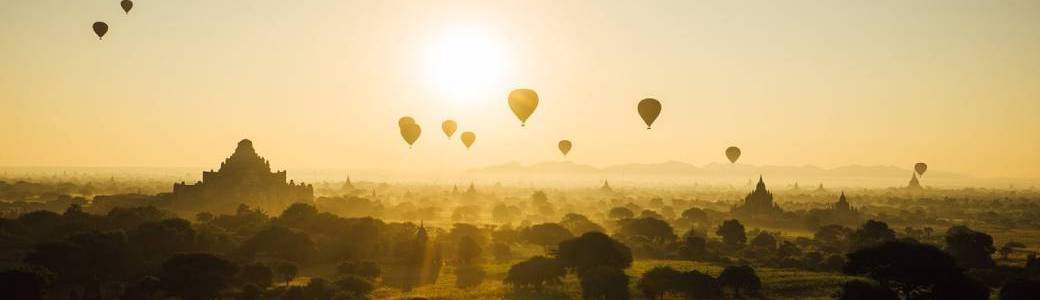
(579, 266, 630, 300)
(1000, 278, 1040, 300)
(944, 225, 996, 269)
(557, 232, 633, 271)
(637, 266, 681, 300)
(504, 256, 567, 290)
(717, 265, 761, 296)
(716, 219, 746, 248)
(835, 280, 898, 300)
(160, 253, 238, 300)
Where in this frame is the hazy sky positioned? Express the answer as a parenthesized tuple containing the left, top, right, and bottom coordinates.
(2, 0, 1038, 178)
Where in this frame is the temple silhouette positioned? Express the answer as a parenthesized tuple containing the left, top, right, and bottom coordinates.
(907, 172, 923, 190)
(833, 192, 857, 215)
(161, 139, 313, 213)
(732, 176, 783, 218)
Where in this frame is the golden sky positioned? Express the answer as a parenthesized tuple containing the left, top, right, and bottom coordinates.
(1, 0, 1038, 178)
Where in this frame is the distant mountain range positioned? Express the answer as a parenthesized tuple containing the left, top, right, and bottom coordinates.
(471, 160, 967, 181)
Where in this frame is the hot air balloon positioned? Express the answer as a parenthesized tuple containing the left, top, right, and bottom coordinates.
(398, 116, 415, 128)
(92, 22, 108, 40)
(400, 123, 421, 148)
(725, 146, 741, 163)
(508, 89, 538, 127)
(460, 132, 476, 149)
(121, 0, 133, 14)
(442, 120, 457, 139)
(637, 98, 661, 129)
(914, 163, 927, 176)
(558, 140, 572, 156)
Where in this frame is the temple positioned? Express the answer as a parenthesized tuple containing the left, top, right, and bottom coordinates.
(732, 176, 783, 217)
(907, 172, 923, 190)
(833, 191, 858, 216)
(164, 139, 313, 213)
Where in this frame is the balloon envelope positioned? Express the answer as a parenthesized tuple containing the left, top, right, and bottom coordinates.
(398, 116, 415, 128)
(92, 22, 108, 40)
(637, 98, 661, 129)
(441, 120, 457, 139)
(725, 146, 741, 163)
(508, 89, 538, 126)
(460, 132, 476, 149)
(558, 140, 572, 156)
(914, 163, 927, 176)
(121, 0, 133, 14)
(400, 123, 421, 148)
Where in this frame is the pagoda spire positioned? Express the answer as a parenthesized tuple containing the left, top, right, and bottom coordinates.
(908, 172, 923, 189)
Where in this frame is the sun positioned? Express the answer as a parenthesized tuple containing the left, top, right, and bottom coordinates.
(425, 27, 509, 102)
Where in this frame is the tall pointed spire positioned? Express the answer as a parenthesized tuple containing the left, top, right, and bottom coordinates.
(908, 172, 923, 189)
(755, 175, 766, 191)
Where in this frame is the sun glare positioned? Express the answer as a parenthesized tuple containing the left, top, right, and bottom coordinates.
(425, 28, 509, 103)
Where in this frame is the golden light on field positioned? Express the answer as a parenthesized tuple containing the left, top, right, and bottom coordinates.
(423, 26, 509, 105)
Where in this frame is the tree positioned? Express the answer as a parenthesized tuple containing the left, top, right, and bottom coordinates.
(238, 226, 317, 263)
(617, 217, 678, 243)
(609, 207, 635, 220)
(457, 236, 483, 265)
(814, 225, 852, 252)
(835, 280, 898, 300)
(579, 266, 630, 300)
(240, 262, 274, 288)
(0, 269, 49, 300)
(131, 218, 196, 261)
(447, 223, 489, 248)
(492, 204, 522, 224)
(680, 207, 709, 224)
(676, 270, 723, 300)
(930, 271, 990, 300)
(638, 266, 681, 300)
(301, 277, 337, 300)
(639, 210, 665, 220)
(679, 234, 709, 260)
(750, 232, 778, 250)
(777, 241, 801, 259)
(335, 275, 376, 298)
(716, 219, 747, 248)
(999, 241, 1026, 260)
(717, 265, 761, 296)
(849, 220, 895, 250)
(521, 223, 574, 249)
(504, 256, 567, 290)
(843, 240, 988, 299)
(944, 225, 996, 268)
(276, 262, 299, 287)
(557, 232, 633, 271)
(561, 213, 606, 235)
(160, 253, 238, 300)
(240, 283, 262, 300)
(1000, 278, 1040, 300)
(24, 230, 134, 283)
(275, 202, 319, 227)
(821, 254, 846, 272)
